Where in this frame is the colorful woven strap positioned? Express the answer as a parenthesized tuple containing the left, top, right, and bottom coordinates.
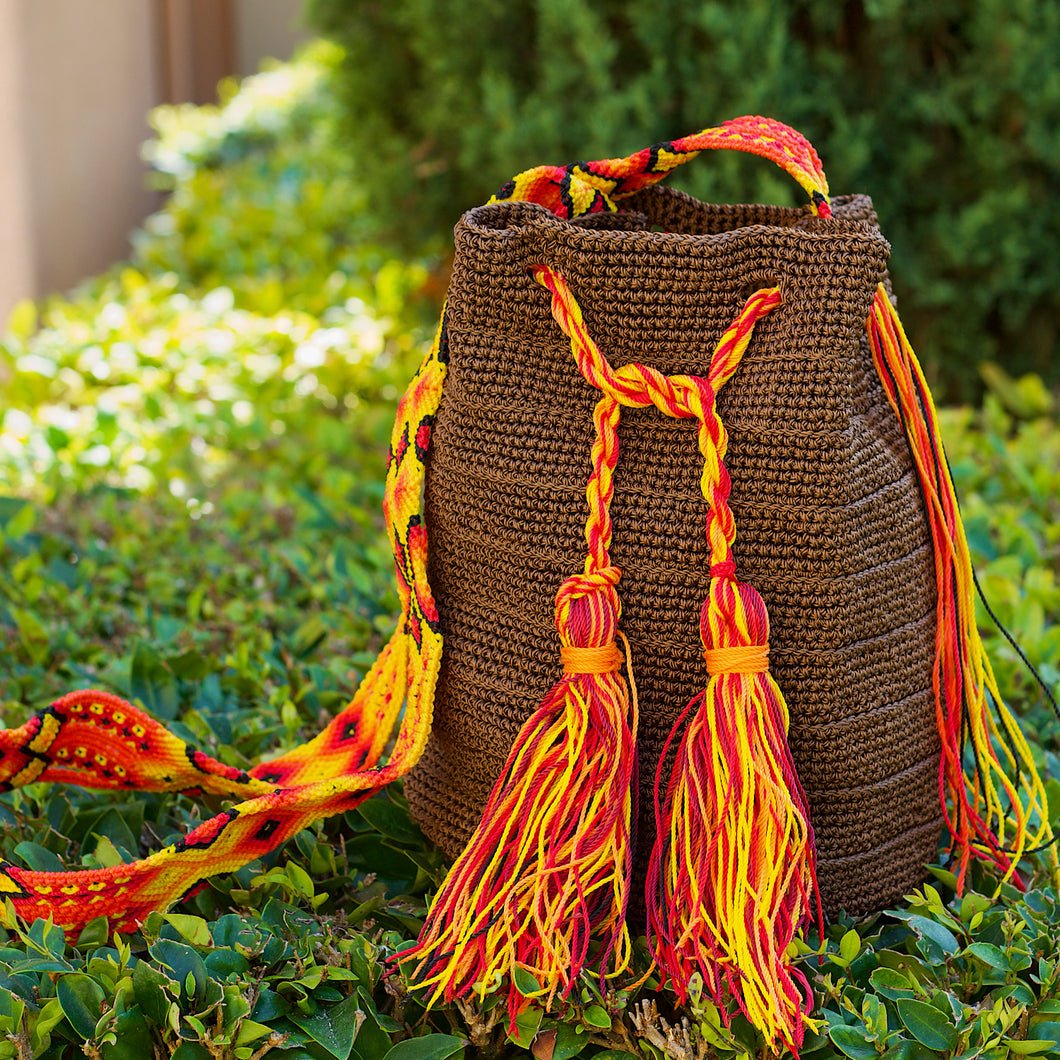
(0, 314, 449, 933)
(493, 114, 831, 219)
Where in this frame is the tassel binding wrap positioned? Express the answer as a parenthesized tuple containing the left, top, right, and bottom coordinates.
(0, 115, 1054, 1054)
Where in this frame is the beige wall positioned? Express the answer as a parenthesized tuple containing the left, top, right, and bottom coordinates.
(16, 0, 161, 309)
(0, 1, 35, 317)
(0, 0, 309, 328)
(234, 0, 310, 77)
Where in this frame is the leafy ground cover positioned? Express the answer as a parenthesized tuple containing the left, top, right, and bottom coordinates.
(1, 44, 1059, 1060)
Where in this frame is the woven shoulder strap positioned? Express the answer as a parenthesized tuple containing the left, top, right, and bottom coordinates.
(493, 114, 831, 218)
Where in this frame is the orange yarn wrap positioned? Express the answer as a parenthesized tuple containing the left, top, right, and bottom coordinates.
(703, 644, 770, 675)
(562, 643, 624, 675)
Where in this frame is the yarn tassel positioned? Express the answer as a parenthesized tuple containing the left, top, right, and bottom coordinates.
(645, 286, 818, 1053)
(867, 286, 1056, 890)
(524, 263, 812, 1047)
(399, 391, 638, 1023)
(647, 575, 818, 1052)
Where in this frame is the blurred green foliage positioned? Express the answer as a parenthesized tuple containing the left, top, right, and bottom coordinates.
(0, 39, 1059, 1060)
(307, 0, 1060, 400)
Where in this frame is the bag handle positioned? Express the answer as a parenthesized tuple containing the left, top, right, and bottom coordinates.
(491, 115, 831, 220)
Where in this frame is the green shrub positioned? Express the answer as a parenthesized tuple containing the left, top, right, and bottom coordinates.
(1, 43, 1059, 1060)
(307, 0, 1060, 400)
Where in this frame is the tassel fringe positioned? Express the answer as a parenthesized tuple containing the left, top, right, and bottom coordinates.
(519, 267, 816, 1049)
(647, 580, 818, 1052)
(868, 286, 1057, 889)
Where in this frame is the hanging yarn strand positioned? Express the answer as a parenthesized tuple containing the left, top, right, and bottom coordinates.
(400, 374, 639, 1022)
(867, 286, 1057, 890)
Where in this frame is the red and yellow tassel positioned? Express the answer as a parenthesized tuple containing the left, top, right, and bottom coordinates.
(400, 384, 639, 1021)
(638, 289, 818, 1053)
(868, 286, 1056, 890)
(646, 577, 817, 1051)
(499, 267, 815, 1049)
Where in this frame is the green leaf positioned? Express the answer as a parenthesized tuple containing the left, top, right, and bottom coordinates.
(251, 988, 290, 1022)
(170, 1044, 212, 1060)
(92, 834, 126, 868)
(551, 1023, 589, 1060)
(1004, 1041, 1058, 1055)
(33, 998, 68, 1041)
(582, 1005, 611, 1030)
(10, 606, 48, 664)
(828, 1025, 880, 1060)
(355, 796, 424, 845)
(205, 948, 250, 978)
(896, 998, 959, 1051)
(163, 913, 212, 947)
(382, 1035, 465, 1060)
(1027, 1022, 1060, 1048)
(101, 1004, 155, 1060)
(896, 913, 960, 957)
(149, 939, 208, 1002)
(6, 297, 37, 339)
(13, 841, 66, 872)
(512, 964, 541, 996)
(75, 917, 110, 949)
(868, 967, 915, 1000)
(959, 891, 993, 924)
(840, 929, 861, 964)
(130, 641, 178, 720)
(57, 973, 107, 1039)
(234, 1021, 274, 1047)
(289, 994, 364, 1060)
(351, 990, 395, 1056)
(2, 500, 35, 539)
(29, 916, 68, 959)
(356, 987, 400, 1033)
(132, 959, 174, 1026)
(964, 942, 1008, 969)
(508, 1007, 542, 1049)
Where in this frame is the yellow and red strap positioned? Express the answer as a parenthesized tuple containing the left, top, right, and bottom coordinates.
(0, 315, 448, 933)
(493, 114, 831, 219)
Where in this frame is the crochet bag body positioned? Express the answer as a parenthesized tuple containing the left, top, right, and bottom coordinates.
(406, 188, 938, 921)
(0, 117, 1053, 1052)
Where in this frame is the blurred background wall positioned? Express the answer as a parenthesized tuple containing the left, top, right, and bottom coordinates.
(0, 0, 309, 325)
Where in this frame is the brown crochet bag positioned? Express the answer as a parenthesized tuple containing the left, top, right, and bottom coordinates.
(397, 116, 1052, 1044)
(407, 187, 936, 921)
(406, 128, 946, 903)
